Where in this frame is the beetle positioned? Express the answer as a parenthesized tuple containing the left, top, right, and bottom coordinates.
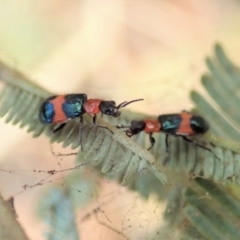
(39, 94, 143, 149)
(118, 112, 219, 159)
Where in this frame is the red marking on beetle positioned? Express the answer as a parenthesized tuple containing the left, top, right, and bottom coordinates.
(176, 112, 195, 135)
(83, 99, 102, 114)
(49, 95, 68, 123)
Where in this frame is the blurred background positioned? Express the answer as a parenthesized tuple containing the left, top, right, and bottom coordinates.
(0, 0, 240, 239)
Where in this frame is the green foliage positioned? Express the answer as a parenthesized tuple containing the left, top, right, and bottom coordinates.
(1, 44, 240, 239)
(183, 178, 240, 240)
(38, 188, 80, 240)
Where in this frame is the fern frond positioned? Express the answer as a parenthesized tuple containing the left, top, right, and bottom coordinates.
(96, 44, 240, 185)
(2, 43, 240, 189)
(107, 111, 240, 185)
(0, 61, 51, 137)
(2, 43, 240, 188)
(0, 61, 168, 186)
(183, 178, 240, 240)
(162, 177, 240, 240)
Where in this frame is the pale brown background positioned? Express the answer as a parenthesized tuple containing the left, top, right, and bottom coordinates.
(0, 1, 240, 240)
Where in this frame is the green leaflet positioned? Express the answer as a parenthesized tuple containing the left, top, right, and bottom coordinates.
(183, 179, 240, 240)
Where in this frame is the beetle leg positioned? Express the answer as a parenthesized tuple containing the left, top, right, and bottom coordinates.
(181, 136, 220, 160)
(52, 123, 66, 133)
(79, 116, 84, 151)
(147, 133, 155, 150)
(92, 115, 113, 134)
(165, 134, 170, 152)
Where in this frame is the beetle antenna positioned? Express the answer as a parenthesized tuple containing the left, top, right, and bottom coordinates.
(116, 101, 128, 109)
(117, 98, 144, 109)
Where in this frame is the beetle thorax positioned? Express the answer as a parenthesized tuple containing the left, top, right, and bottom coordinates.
(84, 99, 102, 114)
